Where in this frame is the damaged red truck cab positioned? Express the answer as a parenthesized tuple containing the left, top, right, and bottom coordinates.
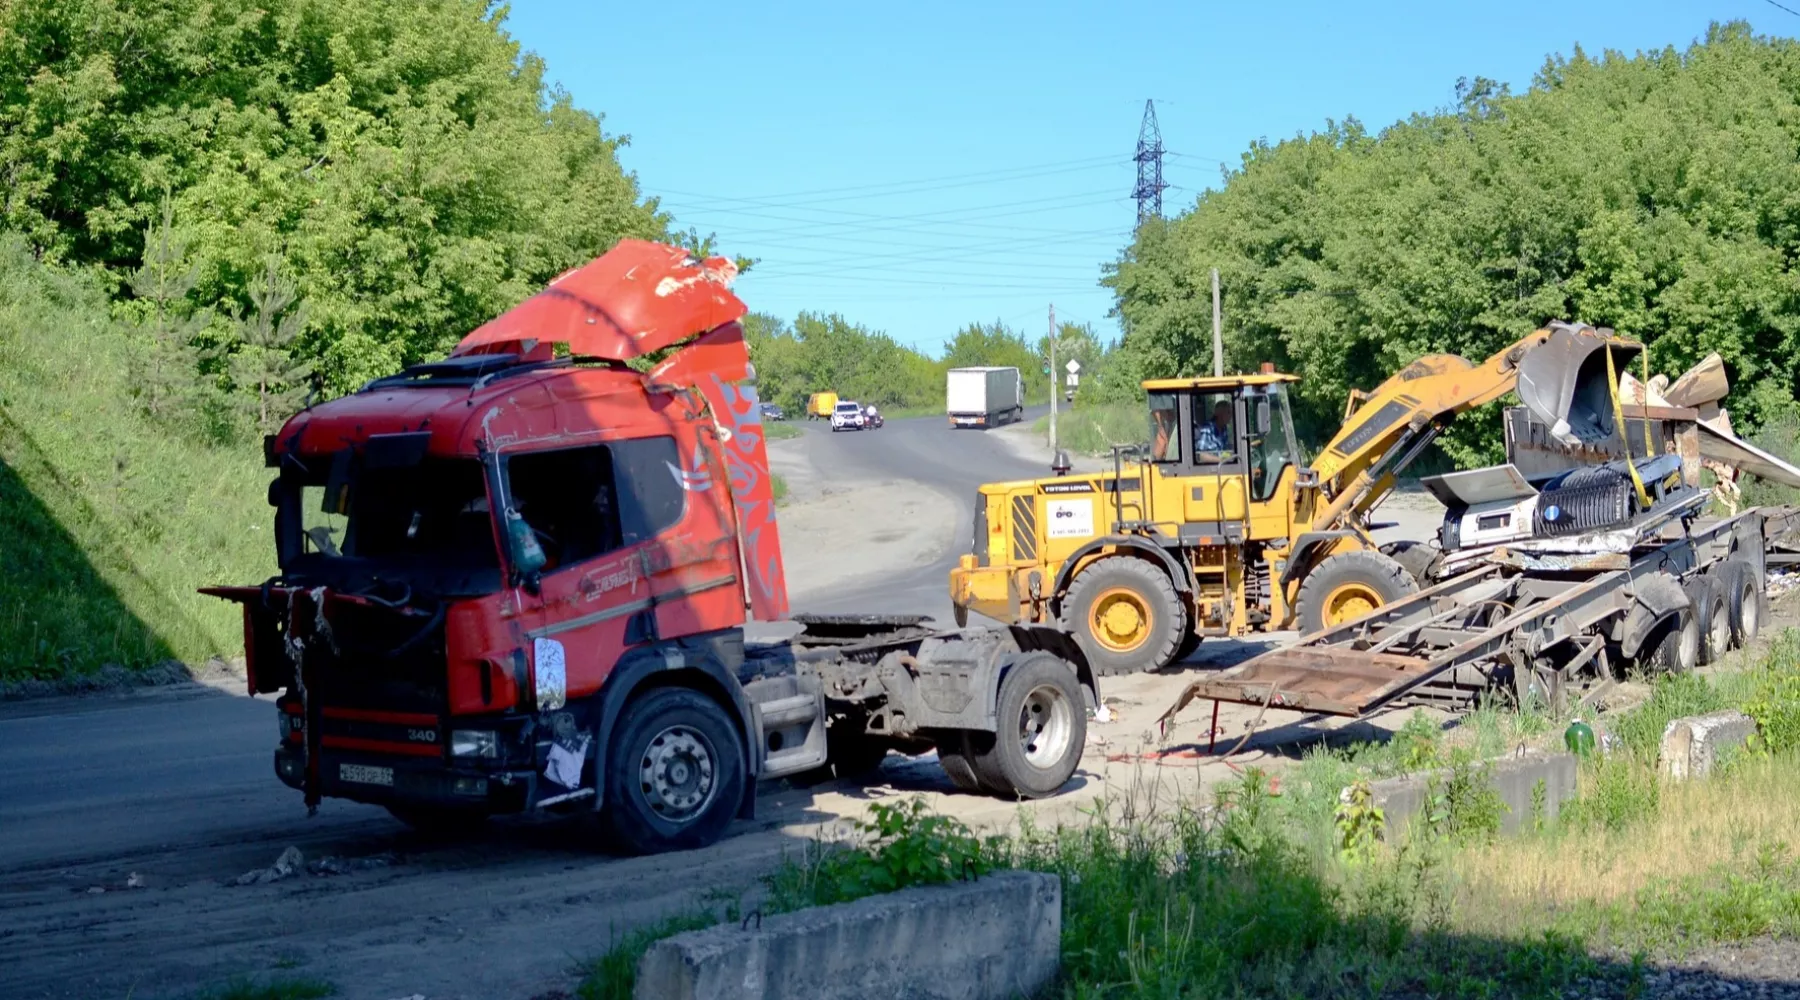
(207, 241, 1094, 854)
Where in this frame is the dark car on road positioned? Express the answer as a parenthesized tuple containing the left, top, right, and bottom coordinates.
(759, 402, 786, 421)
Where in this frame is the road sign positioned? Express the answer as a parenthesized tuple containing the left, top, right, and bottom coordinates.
(1065, 372, 1080, 387)
(1065, 358, 1081, 374)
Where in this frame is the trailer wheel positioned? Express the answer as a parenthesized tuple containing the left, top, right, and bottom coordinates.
(1060, 557, 1184, 674)
(1686, 574, 1730, 666)
(1381, 539, 1443, 590)
(385, 804, 488, 835)
(934, 733, 993, 793)
(1642, 610, 1700, 675)
(1293, 550, 1418, 635)
(1722, 559, 1765, 649)
(968, 654, 1086, 799)
(601, 687, 746, 855)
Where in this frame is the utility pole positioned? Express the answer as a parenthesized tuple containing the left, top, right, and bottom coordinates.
(1048, 303, 1057, 454)
(1211, 268, 1222, 377)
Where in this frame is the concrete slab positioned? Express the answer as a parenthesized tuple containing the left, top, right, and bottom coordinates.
(635, 870, 1061, 1000)
(1364, 750, 1578, 838)
(1660, 710, 1756, 780)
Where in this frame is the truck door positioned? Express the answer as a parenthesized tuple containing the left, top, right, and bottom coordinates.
(1242, 383, 1300, 541)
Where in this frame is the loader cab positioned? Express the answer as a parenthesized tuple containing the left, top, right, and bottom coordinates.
(1141, 373, 1301, 542)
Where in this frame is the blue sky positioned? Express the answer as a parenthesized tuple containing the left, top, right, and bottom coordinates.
(504, 1, 1794, 355)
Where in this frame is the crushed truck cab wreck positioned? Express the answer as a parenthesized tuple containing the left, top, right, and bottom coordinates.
(205, 241, 1096, 854)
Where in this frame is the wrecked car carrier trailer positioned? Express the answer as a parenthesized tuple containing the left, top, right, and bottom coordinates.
(204, 242, 1096, 855)
(1161, 499, 1800, 729)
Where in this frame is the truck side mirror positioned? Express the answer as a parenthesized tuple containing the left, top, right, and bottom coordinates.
(503, 507, 547, 589)
(1255, 400, 1271, 435)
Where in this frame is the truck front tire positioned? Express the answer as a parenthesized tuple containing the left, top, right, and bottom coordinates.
(1060, 557, 1184, 675)
(601, 687, 746, 855)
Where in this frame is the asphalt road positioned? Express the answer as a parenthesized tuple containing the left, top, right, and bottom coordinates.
(0, 409, 1056, 1000)
(789, 407, 1053, 622)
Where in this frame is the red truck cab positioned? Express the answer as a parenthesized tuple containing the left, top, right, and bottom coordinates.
(206, 243, 795, 852)
(208, 241, 1096, 854)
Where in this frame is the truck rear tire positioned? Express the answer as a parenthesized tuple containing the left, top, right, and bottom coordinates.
(601, 687, 746, 855)
(1686, 574, 1730, 666)
(1060, 557, 1184, 675)
(1722, 559, 1765, 649)
(967, 654, 1086, 799)
(1293, 550, 1418, 636)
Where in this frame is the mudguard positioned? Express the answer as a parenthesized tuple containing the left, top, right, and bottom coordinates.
(591, 637, 761, 820)
(1050, 535, 1195, 608)
(1278, 530, 1357, 585)
(1618, 573, 1691, 659)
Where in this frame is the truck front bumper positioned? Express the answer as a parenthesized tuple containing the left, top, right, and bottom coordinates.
(275, 745, 536, 814)
(949, 555, 1025, 626)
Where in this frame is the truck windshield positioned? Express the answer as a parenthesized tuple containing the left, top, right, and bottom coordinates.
(279, 456, 500, 596)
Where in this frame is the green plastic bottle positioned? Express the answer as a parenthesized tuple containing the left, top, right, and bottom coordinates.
(1564, 719, 1596, 757)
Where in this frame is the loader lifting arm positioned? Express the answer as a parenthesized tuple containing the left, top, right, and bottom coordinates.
(1302, 323, 1643, 539)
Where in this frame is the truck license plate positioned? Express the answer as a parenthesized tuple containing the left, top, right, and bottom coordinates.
(339, 763, 393, 786)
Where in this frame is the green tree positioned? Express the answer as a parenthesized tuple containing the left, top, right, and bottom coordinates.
(1105, 22, 1800, 461)
(0, 0, 668, 396)
(227, 259, 312, 436)
(126, 197, 209, 422)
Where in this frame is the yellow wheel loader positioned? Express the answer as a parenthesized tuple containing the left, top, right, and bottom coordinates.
(948, 321, 1646, 675)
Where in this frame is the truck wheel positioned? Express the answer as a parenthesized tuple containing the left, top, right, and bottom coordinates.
(1060, 557, 1184, 675)
(968, 654, 1086, 799)
(1293, 550, 1418, 635)
(1686, 574, 1730, 666)
(1173, 629, 1202, 665)
(385, 804, 488, 835)
(601, 687, 746, 855)
(1722, 559, 1765, 649)
(1642, 610, 1700, 675)
(934, 733, 990, 793)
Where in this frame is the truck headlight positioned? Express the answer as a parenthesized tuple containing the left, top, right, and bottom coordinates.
(278, 711, 304, 742)
(450, 730, 498, 759)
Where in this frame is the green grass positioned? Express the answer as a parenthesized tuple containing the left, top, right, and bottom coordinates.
(0, 240, 273, 682)
(762, 420, 803, 441)
(1032, 402, 1146, 457)
(771, 473, 788, 504)
(576, 632, 1800, 999)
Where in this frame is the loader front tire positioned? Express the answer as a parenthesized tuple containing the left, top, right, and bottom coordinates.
(1060, 557, 1184, 675)
(1294, 550, 1418, 636)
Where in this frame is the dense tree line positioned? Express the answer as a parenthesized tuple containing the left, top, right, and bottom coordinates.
(745, 313, 1115, 415)
(1106, 22, 1800, 462)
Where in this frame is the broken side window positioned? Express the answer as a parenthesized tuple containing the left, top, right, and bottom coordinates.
(507, 445, 625, 571)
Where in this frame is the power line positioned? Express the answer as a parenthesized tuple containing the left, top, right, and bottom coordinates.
(1763, 0, 1800, 16)
(655, 155, 1127, 210)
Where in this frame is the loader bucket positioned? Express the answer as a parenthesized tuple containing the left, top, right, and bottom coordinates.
(1515, 321, 1643, 447)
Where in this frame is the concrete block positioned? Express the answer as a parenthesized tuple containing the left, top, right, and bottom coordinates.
(1362, 751, 1578, 838)
(635, 870, 1061, 1000)
(1660, 710, 1756, 780)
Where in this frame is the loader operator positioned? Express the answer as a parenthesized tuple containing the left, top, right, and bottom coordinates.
(1195, 399, 1235, 459)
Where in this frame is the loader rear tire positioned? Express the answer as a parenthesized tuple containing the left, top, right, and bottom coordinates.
(1294, 550, 1418, 636)
(1059, 557, 1184, 675)
(1381, 539, 1443, 590)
